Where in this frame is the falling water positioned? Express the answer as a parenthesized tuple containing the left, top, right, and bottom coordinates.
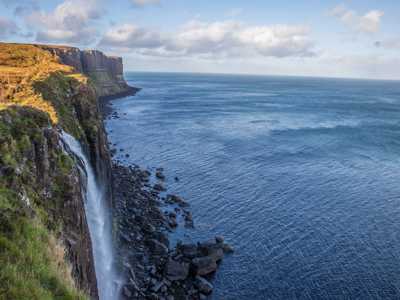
(61, 131, 117, 300)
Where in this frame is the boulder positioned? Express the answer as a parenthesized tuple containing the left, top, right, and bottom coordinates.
(194, 276, 213, 295)
(222, 243, 234, 253)
(215, 235, 224, 243)
(156, 171, 165, 180)
(198, 240, 224, 261)
(147, 239, 169, 256)
(178, 243, 198, 258)
(165, 258, 190, 281)
(191, 256, 217, 276)
(153, 183, 166, 192)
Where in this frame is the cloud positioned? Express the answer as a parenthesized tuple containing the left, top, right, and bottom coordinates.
(26, 0, 104, 45)
(100, 20, 316, 58)
(131, 0, 160, 7)
(0, 17, 19, 38)
(330, 4, 384, 34)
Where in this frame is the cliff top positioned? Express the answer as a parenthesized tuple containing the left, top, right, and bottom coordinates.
(0, 43, 89, 123)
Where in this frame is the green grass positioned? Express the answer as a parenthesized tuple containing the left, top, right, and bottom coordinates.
(0, 108, 89, 299)
(0, 190, 87, 300)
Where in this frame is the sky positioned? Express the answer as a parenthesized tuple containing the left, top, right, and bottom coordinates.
(1, 0, 400, 80)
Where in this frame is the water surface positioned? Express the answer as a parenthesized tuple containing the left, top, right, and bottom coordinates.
(106, 73, 400, 299)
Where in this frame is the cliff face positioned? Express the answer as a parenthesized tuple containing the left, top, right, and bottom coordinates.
(38, 45, 138, 99)
(0, 43, 130, 299)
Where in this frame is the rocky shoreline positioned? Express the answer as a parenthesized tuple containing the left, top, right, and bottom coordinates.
(102, 99, 233, 299)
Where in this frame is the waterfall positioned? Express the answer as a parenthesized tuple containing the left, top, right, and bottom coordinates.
(61, 131, 118, 300)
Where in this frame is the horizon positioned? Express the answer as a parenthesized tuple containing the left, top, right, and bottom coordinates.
(124, 69, 400, 82)
(1, 0, 400, 80)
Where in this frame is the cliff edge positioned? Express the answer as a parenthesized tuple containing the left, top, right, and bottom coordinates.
(0, 43, 130, 299)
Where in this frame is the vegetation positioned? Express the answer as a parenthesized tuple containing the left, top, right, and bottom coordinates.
(0, 108, 89, 300)
(0, 43, 87, 123)
(0, 43, 103, 299)
(0, 190, 87, 300)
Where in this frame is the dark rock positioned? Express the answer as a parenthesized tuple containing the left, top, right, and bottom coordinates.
(166, 194, 188, 207)
(178, 243, 198, 258)
(122, 285, 133, 298)
(168, 218, 178, 228)
(194, 276, 213, 295)
(147, 239, 169, 256)
(215, 235, 224, 244)
(154, 183, 166, 192)
(156, 171, 165, 180)
(165, 258, 190, 281)
(222, 243, 234, 253)
(191, 256, 217, 276)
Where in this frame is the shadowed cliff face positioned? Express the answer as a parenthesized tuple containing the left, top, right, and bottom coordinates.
(0, 43, 132, 299)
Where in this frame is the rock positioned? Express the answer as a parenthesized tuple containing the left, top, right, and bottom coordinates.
(194, 276, 213, 295)
(122, 285, 133, 298)
(198, 240, 224, 261)
(215, 235, 224, 243)
(199, 294, 207, 300)
(168, 218, 178, 228)
(165, 258, 190, 281)
(222, 243, 234, 253)
(166, 194, 188, 207)
(191, 256, 217, 276)
(208, 248, 224, 262)
(178, 243, 198, 258)
(147, 239, 169, 256)
(151, 281, 164, 292)
(154, 183, 166, 192)
(156, 171, 165, 180)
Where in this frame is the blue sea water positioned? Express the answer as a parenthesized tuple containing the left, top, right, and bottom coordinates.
(105, 73, 400, 299)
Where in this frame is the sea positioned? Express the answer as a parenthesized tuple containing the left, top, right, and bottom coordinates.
(105, 72, 400, 299)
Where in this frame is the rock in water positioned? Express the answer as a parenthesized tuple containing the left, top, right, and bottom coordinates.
(194, 276, 214, 295)
(165, 259, 190, 281)
(191, 256, 217, 276)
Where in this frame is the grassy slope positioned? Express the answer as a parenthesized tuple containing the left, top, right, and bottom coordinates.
(0, 44, 99, 300)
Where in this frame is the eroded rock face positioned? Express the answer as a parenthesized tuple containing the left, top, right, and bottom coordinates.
(38, 45, 138, 98)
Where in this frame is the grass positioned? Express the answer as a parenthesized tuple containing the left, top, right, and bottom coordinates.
(0, 43, 89, 124)
(0, 107, 89, 299)
(0, 189, 87, 300)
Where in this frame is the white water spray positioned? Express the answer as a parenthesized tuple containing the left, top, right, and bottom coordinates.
(61, 131, 118, 300)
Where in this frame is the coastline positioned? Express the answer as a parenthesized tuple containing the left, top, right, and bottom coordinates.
(101, 92, 233, 299)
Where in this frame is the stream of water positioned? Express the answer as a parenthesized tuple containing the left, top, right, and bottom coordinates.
(61, 131, 117, 300)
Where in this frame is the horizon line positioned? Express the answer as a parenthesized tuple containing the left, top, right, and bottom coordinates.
(124, 70, 400, 83)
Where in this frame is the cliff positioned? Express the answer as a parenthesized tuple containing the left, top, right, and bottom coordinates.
(0, 43, 130, 299)
(37, 45, 138, 99)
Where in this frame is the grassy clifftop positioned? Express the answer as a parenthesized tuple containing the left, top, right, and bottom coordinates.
(0, 43, 88, 123)
(0, 43, 115, 299)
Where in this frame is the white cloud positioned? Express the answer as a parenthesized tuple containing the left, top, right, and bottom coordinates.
(0, 17, 19, 38)
(26, 0, 103, 45)
(131, 0, 160, 7)
(100, 20, 316, 58)
(330, 4, 384, 34)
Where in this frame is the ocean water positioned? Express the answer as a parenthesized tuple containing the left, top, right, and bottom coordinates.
(105, 73, 400, 299)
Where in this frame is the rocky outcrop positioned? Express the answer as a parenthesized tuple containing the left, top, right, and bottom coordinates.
(38, 45, 139, 99)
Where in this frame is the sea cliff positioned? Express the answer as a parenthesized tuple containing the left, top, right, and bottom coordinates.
(0, 42, 231, 300)
(0, 43, 134, 299)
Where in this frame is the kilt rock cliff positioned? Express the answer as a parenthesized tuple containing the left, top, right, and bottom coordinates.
(0, 42, 233, 300)
(0, 43, 136, 299)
